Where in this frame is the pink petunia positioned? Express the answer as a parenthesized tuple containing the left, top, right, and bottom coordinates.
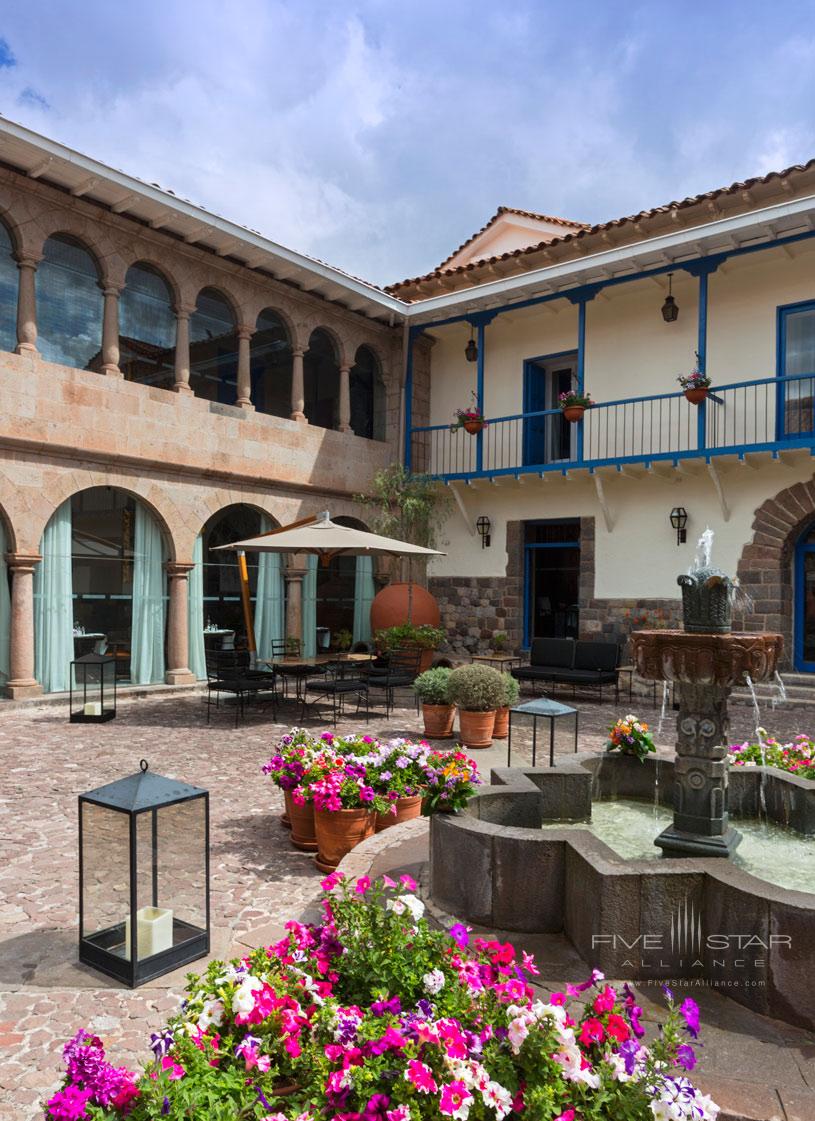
(355, 875, 372, 895)
(405, 1059, 437, 1094)
(439, 1079, 473, 1119)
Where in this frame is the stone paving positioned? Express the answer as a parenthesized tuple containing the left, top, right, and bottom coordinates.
(0, 687, 813, 1119)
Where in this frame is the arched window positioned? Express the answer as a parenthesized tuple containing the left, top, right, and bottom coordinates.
(37, 234, 102, 370)
(0, 220, 17, 354)
(304, 328, 340, 429)
(350, 345, 386, 440)
(252, 308, 292, 418)
(314, 516, 373, 645)
(119, 263, 176, 389)
(189, 288, 238, 402)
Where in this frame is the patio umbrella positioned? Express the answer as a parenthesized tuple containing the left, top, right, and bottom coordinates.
(213, 511, 444, 652)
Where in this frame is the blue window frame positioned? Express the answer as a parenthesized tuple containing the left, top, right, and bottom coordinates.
(522, 519, 580, 648)
(795, 522, 815, 671)
(522, 350, 576, 467)
(777, 299, 815, 440)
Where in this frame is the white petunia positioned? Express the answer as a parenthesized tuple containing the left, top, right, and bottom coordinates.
(422, 969, 445, 995)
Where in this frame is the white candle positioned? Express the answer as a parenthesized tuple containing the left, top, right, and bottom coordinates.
(124, 906, 174, 959)
(83, 701, 102, 717)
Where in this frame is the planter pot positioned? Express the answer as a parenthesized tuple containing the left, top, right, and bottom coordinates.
(462, 418, 485, 435)
(458, 708, 496, 748)
(370, 582, 441, 632)
(280, 808, 291, 829)
(284, 790, 318, 852)
(684, 387, 708, 405)
(314, 806, 374, 872)
(562, 405, 585, 423)
(492, 706, 509, 739)
(375, 794, 423, 833)
(421, 702, 456, 738)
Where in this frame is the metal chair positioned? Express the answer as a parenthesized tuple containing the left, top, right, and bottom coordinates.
(300, 659, 370, 727)
(365, 646, 423, 716)
(205, 650, 266, 726)
(273, 638, 327, 702)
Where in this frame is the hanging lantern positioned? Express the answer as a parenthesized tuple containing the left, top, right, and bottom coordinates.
(670, 507, 688, 545)
(662, 272, 679, 323)
(465, 324, 478, 363)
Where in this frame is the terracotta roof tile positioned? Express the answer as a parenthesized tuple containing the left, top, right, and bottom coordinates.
(388, 159, 815, 298)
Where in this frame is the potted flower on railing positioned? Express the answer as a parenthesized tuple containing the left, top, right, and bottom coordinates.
(450, 393, 488, 435)
(448, 662, 506, 748)
(558, 388, 594, 422)
(678, 355, 712, 404)
(412, 666, 455, 738)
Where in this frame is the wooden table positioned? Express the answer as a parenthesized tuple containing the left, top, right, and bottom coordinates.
(470, 652, 523, 670)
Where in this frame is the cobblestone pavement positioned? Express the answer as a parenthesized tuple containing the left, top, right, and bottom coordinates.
(0, 687, 812, 1118)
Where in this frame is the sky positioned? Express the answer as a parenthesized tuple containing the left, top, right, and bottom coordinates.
(0, 0, 813, 288)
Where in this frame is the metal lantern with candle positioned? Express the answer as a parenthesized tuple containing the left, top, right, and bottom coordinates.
(78, 760, 210, 987)
(70, 652, 117, 722)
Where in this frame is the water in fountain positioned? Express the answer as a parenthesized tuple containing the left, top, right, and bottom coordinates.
(743, 672, 768, 818)
(771, 669, 787, 709)
(653, 756, 661, 820)
(689, 525, 714, 574)
(656, 680, 670, 739)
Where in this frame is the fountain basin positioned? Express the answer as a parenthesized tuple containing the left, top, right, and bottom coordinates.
(630, 630, 783, 686)
(431, 756, 815, 1032)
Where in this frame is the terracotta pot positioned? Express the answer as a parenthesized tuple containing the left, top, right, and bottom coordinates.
(280, 808, 291, 829)
(684, 387, 708, 405)
(562, 405, 585, 423)
(492, 706, 509, 739)
(462, 418, 485, 435)
(314, 806, 374, 872)
(284, 790, 318, 852)
(422, 702, 456, 738)
(371, 582, 441, 632)
(458, 708, 496, 748)
(375, 793, 424, 832)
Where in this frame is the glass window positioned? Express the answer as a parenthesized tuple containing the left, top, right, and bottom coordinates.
(189, 288, 238, 403)
(0, 220, 16, 353)
(37, 234, 103, 370)
(201, 505, 262, 641)
(350, 345, 386, 440)
(304, 328, 339, 429)
(119, 263, 176, 389)
(252, 308, 292, 418)
(317, 516, 366, 635)
(782, 304, 815, 435)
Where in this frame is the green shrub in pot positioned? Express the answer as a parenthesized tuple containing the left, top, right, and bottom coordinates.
(448, 663, 505, 748)
(412, 666, 452, 705)
(501, 672, 520, 707)
(375, 623, 446, 651)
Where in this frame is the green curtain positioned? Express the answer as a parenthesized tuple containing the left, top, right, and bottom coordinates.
(188, 533, 206, 680)
(34, 499, 74, 693)
(255, 515, 284, 660)
(302, 554, 317, 658)
(353, 555, 375, 645)
(0, 520, 9, 682)
(130, 504, 166, 685)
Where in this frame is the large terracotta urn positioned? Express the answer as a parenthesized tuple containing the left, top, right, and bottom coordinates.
(370, 582, 441, 632)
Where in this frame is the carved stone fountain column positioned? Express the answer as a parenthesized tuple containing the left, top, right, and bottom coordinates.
(654, 681, 741, 858)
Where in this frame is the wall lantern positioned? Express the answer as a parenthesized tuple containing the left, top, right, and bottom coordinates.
(661, 272, 679, 323)
(464, 324, 478, 363)
(476, 515, 491, 548)
(670, 507, 688, 545)
(79, 760, 210, 987)
(70, 652, 117, 723)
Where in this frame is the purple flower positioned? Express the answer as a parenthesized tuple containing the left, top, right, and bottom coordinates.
(676, 1043, 697, 1070)
(371, 996, 401, 1017)
(618, 1039, 641, 1075)
(662, 983, 674, 1001)
(449, 922, 470, 948)
(150, 1029, 174, 1058)
(680, 997, 700, 1039)
(45, 1085, 93, 1120)
(360, 786, 376, 803)
(161, 1096, 171, 1116)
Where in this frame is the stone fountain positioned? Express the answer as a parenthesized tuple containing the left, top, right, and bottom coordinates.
(630, 529, 783, 858)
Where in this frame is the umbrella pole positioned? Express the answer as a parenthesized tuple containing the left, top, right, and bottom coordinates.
(237, 550, 257, 657)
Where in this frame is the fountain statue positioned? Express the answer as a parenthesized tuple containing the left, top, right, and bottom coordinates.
(631, 528, 783, 858)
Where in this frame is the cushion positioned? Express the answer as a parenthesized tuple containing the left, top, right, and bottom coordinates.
(529, 638, 575, 669)
(512, 666, 553, 681)
(574, 641, 619, 672)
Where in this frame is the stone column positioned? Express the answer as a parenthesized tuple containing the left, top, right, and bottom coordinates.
(14, 254, 40, 355)
(164, 562, 196, 685)
(100, 285, 122, 377)
(173, 305, 194, 394)
(284, 563, 306, 648)
(290, 348, 306, 422)
(236, 324, 254, 409)
(5, 553, 42, 699)
(338, 364, 352, 432)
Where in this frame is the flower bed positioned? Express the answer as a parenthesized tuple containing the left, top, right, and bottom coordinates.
(727, 733, 815, 780)
(46, 876, 718, 1120)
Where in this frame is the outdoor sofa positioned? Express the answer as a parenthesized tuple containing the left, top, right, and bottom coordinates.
(511, 637, 621, 701)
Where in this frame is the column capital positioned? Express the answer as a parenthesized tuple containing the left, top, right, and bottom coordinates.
(101, 283, 123, 298)
(339, 363, 352, 374)
(236, 323, 254, 340)
(14, 252, 41, 270)
(165, 561, 195, 577)
(292, 347, 306, 358)
(174, 303, 197, 320)
(284, 568, 306, 581)
(5, 552, 41, 573)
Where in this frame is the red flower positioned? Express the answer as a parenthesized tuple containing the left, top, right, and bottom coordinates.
(606, 1013, 630, 1043)
(578, 1018, 605, 1046)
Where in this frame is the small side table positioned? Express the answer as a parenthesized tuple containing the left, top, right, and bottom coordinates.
(470, 652, 523, 671)
(507, 698, 578, 767)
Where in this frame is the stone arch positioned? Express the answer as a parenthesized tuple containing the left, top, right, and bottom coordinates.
(735, 476, 815, 667)
(32, 214, 113, 279)
(122, 255, 182, 310)
(192, 282, 241, 325)
(0, 205, 22, 255)
(0, 498, 18, 554)
(306, 321, 347, 368)
(181, 489, 294, 560)
(29, 477, 183, 563)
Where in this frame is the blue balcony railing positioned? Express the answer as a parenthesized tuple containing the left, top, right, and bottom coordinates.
(408, 373, 815, 480)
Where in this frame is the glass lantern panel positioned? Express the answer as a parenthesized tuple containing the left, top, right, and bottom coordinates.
(81, 801, 131, 957)
(133, 799, 207, 957)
